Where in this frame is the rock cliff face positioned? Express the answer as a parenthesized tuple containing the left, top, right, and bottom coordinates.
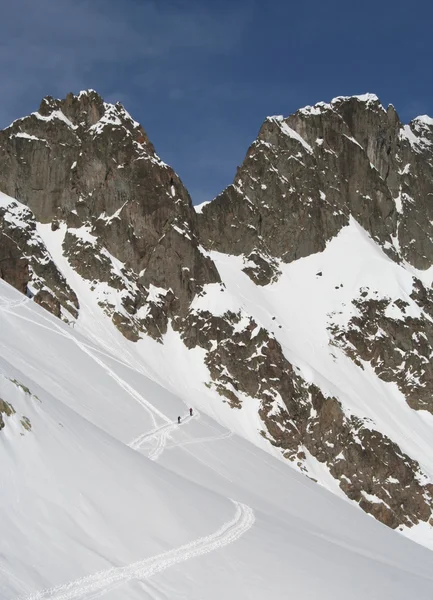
(198, 94, 433, 270)
(0, 91, 219, 335)
(0, 194, 78, 318)
(1, 91, 433, 533)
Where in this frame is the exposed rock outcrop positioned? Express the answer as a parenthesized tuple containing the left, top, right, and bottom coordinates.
(0, 398, 15, 431)
(329, 280, 433, 414)
(0, 195, 78, 319)
(179, 304, 433, 528)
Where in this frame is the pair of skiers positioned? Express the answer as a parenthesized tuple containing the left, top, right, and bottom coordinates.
(177, 408, 193, 424)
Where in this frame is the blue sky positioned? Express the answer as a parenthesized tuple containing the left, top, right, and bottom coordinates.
(1, 0, 432, 204)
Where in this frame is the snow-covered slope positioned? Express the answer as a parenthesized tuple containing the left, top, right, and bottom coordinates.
(2, 278, 433, 599)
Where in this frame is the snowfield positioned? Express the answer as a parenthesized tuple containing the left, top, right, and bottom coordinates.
(2, 271, 433, 599)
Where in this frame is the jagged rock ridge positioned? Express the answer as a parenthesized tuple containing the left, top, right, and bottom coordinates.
(198, 94, 433, 271)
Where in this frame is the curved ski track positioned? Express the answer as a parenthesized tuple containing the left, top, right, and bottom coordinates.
(165, 430, 233, 450)
(2, 299, 232, 462)
(1, 301, 168, 429)
(3, 295, 255, 599)
(0, 296, 30, 310)
(129, 413, 198, 459)
(19, 501, 255, 600)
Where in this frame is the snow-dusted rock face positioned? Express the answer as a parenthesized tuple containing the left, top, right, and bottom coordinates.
(329, 279, 433, 413)
(198, 94, 433, 269)
(0, 91, 219, 337)
(0, 192, 78, 319)
(180, 286, 433, 529)
(2, 91, 433, 534)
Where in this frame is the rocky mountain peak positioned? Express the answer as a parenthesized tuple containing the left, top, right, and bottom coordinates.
(36, 89, 142, 135)
(288, 93, 403, 189)
(48, 89, 104, 125)
(0, 91, 220, 337)
(0, 90, 163, 223)
(298, 92, 386, 116)
(198, 92, 433, 271)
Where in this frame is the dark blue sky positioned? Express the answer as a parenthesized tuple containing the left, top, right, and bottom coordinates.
(1, 0, 432, 203)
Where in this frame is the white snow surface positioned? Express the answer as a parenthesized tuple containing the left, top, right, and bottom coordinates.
(414, 115, 433, 126)
(33, 110, 78, 130)
(2, 278, 433, 599)
(194, 200, 211, 214)
(332, 93, 383, 108)
(299, 93, 385, 117)
(2, 201, 433, 596)
(13, 132, 45, 142)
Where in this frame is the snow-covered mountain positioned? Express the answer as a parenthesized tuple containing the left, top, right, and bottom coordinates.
(1, 90, 433, 598)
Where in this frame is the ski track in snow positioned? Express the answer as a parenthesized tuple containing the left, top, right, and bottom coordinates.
(1, 301, 167, 430)
(129, 412, 198, 459)
(0, 565, 32, 595)
(130, 411, 235, 482)
(2, 294, 244, 594)
(0, 296, 30, 310)
(2, 296, 236, 484)
(1, 298, 231, 464)
(37, 311, 168, 429)
(1, 303, 147, 388)
(18, 500, 255, 600)
(165, 430, 233, 450)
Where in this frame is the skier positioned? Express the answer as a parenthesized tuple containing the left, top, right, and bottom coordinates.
(189, 408, 193, 417)
(178, 416, 181, 424)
